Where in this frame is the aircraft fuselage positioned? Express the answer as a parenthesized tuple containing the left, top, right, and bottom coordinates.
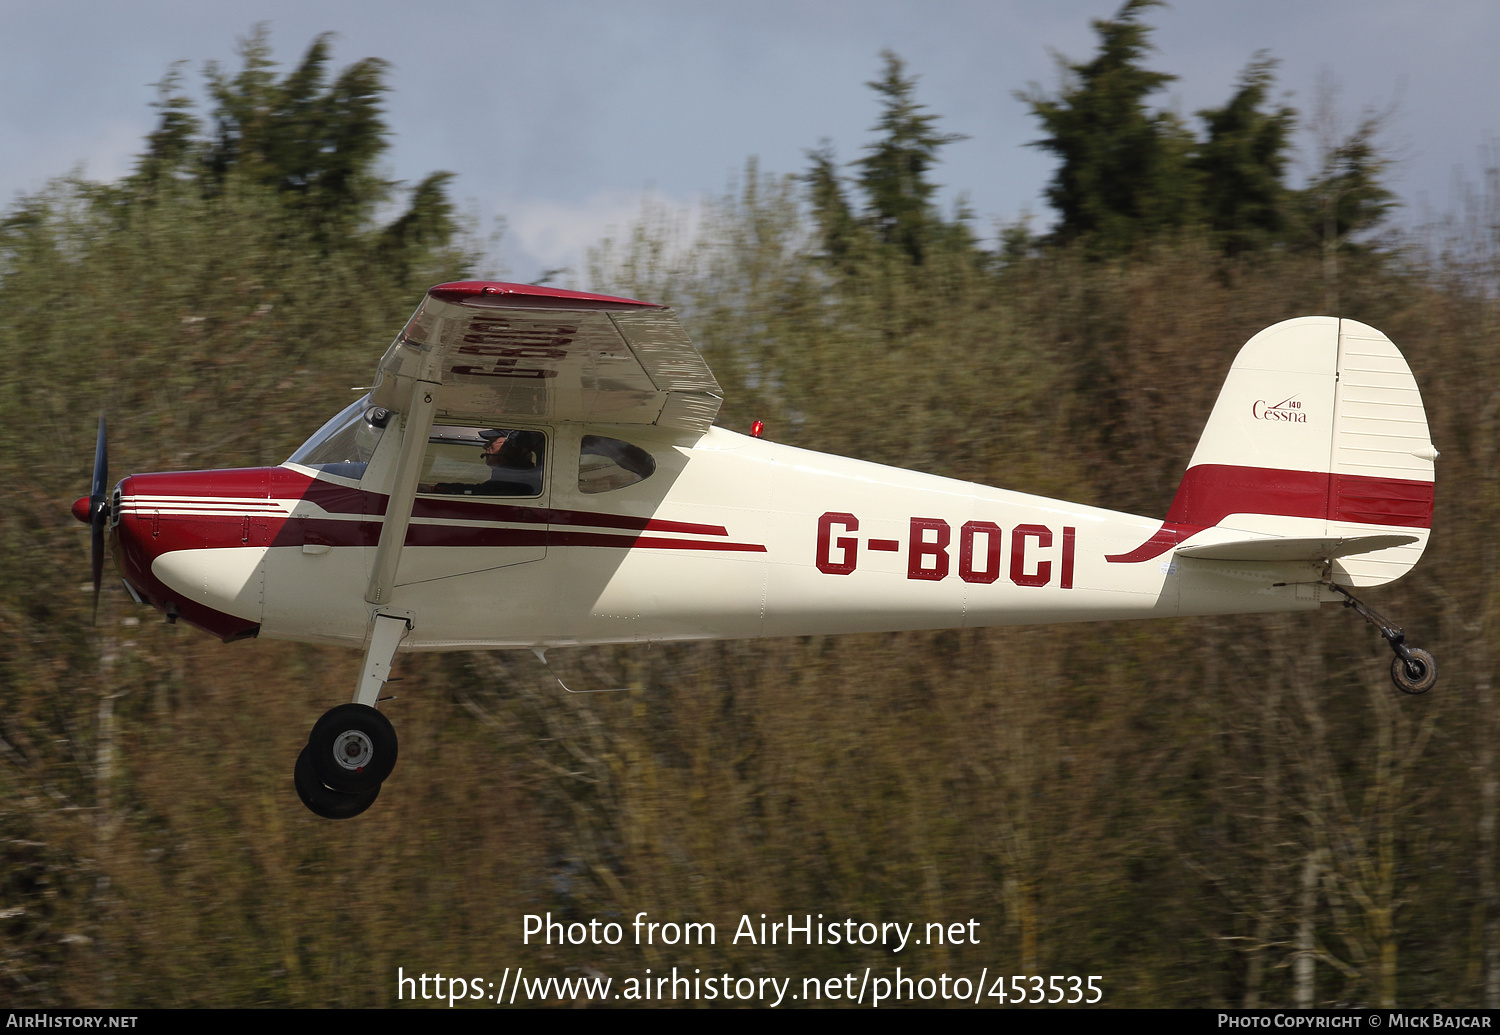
(113, 423, 1331, 651)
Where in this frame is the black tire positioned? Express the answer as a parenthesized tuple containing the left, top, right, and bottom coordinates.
(1391, 648, 1437, 695)
(308, 704, 398, 794)
(294, 746, 380, 819)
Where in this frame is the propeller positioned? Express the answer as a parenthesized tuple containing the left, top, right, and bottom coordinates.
(70, 414, 109, 623)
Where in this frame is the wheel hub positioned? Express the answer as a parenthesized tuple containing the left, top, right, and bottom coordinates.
(333, 730, 375, 771)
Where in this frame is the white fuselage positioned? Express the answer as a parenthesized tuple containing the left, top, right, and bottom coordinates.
(125, 421, 1330, 652)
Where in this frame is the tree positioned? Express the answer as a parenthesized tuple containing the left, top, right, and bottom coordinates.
(1290, 79, 1399, 310)
(1021, 0, 1197, 251)
(1192, 55, 1297, 254)
(130, 26, 456, 259)
(803, 141, 862, 270)
(1297, 117, 1397, 250)
(203, 28, 391, 234)
(132, 65, 201, 187)
(852, 51, 969, 265)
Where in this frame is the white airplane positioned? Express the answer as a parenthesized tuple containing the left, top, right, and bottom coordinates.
(75, 282, 1439, 818)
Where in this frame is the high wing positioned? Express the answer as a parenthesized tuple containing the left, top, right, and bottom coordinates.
(362, 281, 721, 606)
(368, 281, 722, 433)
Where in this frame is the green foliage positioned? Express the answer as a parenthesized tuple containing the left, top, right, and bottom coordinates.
(853, 51, 970, 265)
(133, 65, 201, 187)
(805, 52, 971, 270)
(804, 142, 860, 271)
(203, 30, 389, 234)
(1023, 3, 1392, 262)
(1292, 112, 1399, 254)
(1021, 0, 1199, 252)
(131, 26, 454, 254)
(1192, 55, 1298, 255)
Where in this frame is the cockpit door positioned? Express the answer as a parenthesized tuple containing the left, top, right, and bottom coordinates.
(392, 423, 551, 586)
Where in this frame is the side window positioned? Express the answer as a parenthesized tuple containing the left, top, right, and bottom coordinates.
(579, 435, 656, 494)
(418, 427, 546, 498)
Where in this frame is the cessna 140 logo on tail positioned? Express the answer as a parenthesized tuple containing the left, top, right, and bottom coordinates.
(1252, 395, 1308, 422)
(74, 283, 1439, 819)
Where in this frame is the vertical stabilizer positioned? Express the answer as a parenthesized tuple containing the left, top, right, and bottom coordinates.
(1107, 318, 1434, 587)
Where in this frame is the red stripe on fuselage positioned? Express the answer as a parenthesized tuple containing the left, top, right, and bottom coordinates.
(119, 467, 761, 557)
(1106, 464, 1433, 564)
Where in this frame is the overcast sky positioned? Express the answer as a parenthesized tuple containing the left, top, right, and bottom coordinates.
(4, 1, 1497, 283)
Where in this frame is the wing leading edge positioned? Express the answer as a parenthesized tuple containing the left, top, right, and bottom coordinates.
(368, 281, 722, 433)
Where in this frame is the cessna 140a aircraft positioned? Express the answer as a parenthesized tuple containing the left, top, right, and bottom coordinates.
(74, 281, 1438, 818)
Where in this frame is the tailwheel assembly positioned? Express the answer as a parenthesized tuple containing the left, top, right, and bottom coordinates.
(1331, 584, 1437, 695)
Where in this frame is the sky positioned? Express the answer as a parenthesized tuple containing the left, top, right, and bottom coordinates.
(3, 1, 1498, 283)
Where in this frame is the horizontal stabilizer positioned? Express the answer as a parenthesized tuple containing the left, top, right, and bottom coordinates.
(1175, 534, 1418, 563)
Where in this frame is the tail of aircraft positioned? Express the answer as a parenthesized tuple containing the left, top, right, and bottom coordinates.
(1110, 317, 1436, 588)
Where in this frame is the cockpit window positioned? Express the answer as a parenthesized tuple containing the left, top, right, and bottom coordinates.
(578, 435, 656, 494)
(287, 396, 390, 481)
(418, 426, 547, 498)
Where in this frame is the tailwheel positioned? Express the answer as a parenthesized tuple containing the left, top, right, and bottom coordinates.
(1330, 584, 1438, 695)
(294, 745, 380, 820)
(307, 703, 398, 794)
(1391, 648, 1437, 696)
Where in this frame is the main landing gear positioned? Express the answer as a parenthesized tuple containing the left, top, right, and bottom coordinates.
(294, 706, 399, 819)
(1331, 584, 1438, 695)
(295, 612, 408, 819)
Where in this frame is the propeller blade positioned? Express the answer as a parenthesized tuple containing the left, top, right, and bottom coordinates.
(92, 413, 108, 501)
(90, 413, 108, 624)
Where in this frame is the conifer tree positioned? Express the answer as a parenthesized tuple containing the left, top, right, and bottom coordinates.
(1295, 114, 1397, 252)
(1192, 55, 1297, 254)
(804, 142, 862, 270)
(203, 29, 391, 235)
(1021, 0, 1197, 251)
(130, 27, 455, 258)
(852, 51, 967, 265)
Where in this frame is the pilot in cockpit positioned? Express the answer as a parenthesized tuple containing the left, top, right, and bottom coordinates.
(472, 428, 544, 495)
(425, 427, 544, 497)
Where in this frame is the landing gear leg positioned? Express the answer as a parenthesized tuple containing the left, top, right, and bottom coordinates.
(294, 612, 410, 818)
(1330, 584, 1438, 695)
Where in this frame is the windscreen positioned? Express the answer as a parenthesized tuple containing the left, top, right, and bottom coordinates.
(287, 396, 390, 481)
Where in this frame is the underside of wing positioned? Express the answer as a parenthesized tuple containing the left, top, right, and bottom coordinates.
(368, 282, 722, 433)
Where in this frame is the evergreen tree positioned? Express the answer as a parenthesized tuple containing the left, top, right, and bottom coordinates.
(1021, 0, 1197, 251)
(1294, 113, 1397, 253)
(132, 64, 201, 187)
(804, 141, 862, 270)
(1192, 55, 1297, 254)
(203, 28, 391, 235)
(853, 51, 968, 265)
(130, 26, 455, 259)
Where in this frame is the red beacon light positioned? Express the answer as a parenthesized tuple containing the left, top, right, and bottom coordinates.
(751, 420, 764, 439)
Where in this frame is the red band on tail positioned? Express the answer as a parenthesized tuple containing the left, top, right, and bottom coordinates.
(1106, 465, 1433, 564)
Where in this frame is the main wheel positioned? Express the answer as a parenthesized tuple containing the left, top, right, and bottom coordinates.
(308, 704, 398, 794)
(1391, 648, 1437, 695)
(294, 746, 380, 819)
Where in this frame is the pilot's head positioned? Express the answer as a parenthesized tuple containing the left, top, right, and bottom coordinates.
(480, 428, 526, 467)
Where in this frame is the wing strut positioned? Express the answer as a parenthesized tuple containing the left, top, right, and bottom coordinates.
(365, 382, 439, 605)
